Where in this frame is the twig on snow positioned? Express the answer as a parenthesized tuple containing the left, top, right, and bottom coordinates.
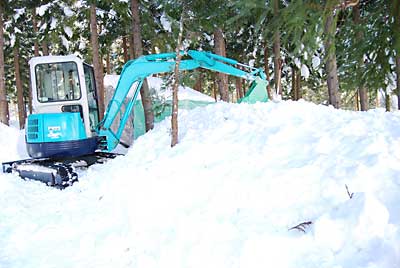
(289, 221, 313, 233)
(345, 184, 354, 199)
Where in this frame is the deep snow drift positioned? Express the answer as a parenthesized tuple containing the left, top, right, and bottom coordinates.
(1, 100, 400, 268)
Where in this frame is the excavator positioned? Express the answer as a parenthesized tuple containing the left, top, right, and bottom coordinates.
(2, 50, 268, 188)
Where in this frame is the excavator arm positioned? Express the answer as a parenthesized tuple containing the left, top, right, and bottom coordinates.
(97, 50, 268, 151)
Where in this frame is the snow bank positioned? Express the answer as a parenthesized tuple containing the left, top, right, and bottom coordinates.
(1, 100, 400, 268)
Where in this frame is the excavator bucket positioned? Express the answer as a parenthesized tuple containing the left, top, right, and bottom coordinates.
(238, 77, 269, 104)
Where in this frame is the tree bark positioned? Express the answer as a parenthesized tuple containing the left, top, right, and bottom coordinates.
(194, 71, 203, 92)
(291, 66, 296, 100)
(353, 3, 368, 111)
(131, 0, 154, 132)
(296, 70, 301, 99)
(32, 10, 39, 57)
(214, 28, 229, 102)
(273, 0, 282, 96)
(236, 77, 243, 99)
(171, 15, 184, 147)
(14, 44, 25, 129)
(41, 40, 49, 56)
(264, 44, 272, 99)
(396, 56, 400, 110)
(106, 51, 111, 74)
(0, 2, 8, 125)
(90, 3, 105, 120)
(385, 92, 391, 112)
(324, 11, 340, 108)
(122, 36, 129, 62)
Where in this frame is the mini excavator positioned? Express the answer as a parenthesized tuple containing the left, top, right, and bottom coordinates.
(2, 50, 268, 188)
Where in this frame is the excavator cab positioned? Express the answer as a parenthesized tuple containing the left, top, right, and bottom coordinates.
(27, 55, 100, 158)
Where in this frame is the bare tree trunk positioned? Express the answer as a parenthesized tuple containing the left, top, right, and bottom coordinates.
(32, 10, 39, 57)
(355, 91, 360, 111)
(353, 3, 368, 111)
(122, 36, 129, 62)
(90, 3, 105, 120)
(236, 77, 243, 99)
(0, 2, 8, 125)
(264, 44, 272, 99)
(171, 15, 184, 147)
(273, 0, 282, 96)
(397, 56, 400, 110)
(385, 92, 391, 112)
(14, 44, 25, 129)
(131, 0, 154, 132)
(296, 70, 301, 99)
(106, 51, 111, 74)
(324, 11, 340, 108)
(194, 71, 203, 92)
(41, 40, 49, 56)
(213, 78, 217, 101)
(214, 28, 229, 102)
(291, 66, 296, 100)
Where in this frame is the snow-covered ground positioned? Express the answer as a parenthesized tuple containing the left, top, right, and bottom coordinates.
(1, 100, 400, 268)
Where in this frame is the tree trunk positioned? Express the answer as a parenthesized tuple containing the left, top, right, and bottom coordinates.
(396, 56, 400, 110)
(90, 3, 105, 120)
(122, 36, 129, 62)
(236, 77, 243, 99)
(353, 3, 368, 111)
(213, 78, 217, 101)
(32, 10, 39, 57)
(14, 44, 25, 129)
(291, 66, 296, 100)
(296, 70, 301, 99)
(41, 40, 49, 56)
(385, 92, 391, 112)
(273, 0, 282, 96)
(355, 91, 360, 111)
(106, 51, 111, 74)
(194, 71, 203, 92)
(131, 0, 154, 132)
(324, 11, 340, 108)
(214, 28, 229, 102)
(0, 2, 8, 125)
(264, 44, 272, 99)
(171, 15, 184, 147)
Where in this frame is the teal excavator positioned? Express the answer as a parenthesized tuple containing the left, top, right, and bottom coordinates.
(2, 50, 268, 188)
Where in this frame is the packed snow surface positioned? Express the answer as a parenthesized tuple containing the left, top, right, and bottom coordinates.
(1, 100, 400, 268)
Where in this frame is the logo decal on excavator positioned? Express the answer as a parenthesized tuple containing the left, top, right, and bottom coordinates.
(47, 126, 62, 139)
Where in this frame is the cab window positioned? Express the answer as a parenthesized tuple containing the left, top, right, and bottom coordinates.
(35, 62, 81, 102)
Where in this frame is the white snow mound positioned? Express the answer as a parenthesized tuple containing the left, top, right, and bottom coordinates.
(1, 100, 400, 268)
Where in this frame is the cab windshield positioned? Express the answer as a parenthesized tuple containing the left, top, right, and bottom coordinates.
(35, 62, 81, 102)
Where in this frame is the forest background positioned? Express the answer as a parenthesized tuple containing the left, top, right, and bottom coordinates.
(0, 0, 399, 130)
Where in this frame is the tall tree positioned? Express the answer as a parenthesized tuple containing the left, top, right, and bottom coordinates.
(13, 42, 25, 129)
(352, 2, 367, 111)
(171, 14, 184, 147)
(323, 3, 340, 108)
(130, 0, 154, 132)
(0, 1, 8, 125)
(214, 27, 229, 102)
(90, 3, 105, 119)
(272, 0, 282, 97)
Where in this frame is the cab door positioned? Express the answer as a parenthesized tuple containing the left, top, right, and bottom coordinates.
(83, 64, 100, 132)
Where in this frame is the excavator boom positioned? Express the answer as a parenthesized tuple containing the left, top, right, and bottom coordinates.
(98, 50, 268, 151)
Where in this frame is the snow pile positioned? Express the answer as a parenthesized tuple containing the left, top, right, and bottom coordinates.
(1, 100, 400, 268)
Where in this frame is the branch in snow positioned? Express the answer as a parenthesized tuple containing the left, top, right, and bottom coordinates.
(289, 221, 313, 233)
(345, 184, 354, 199)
